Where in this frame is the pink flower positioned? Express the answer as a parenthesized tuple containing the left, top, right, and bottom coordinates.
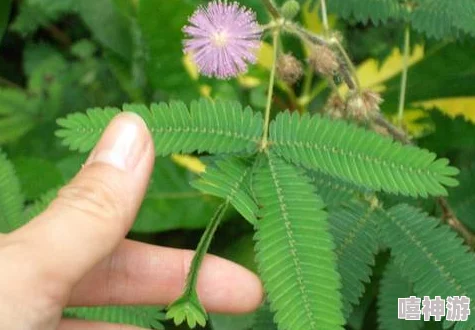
(183, 1, 262, 79)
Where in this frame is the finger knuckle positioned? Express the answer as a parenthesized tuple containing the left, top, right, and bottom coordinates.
(54, 176, 127, 229)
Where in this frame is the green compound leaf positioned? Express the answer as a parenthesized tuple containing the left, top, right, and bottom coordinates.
(326, 0, 475, 39)
(252, 303, 278, 330)
(12, 157, 64, 200)
(380, 204, 475, 330)
(11, 0, 75, 36)
(327, 0, 404, 25)
(308, 170, 368, 208)
(0, 150, 25, 233)
(56, 106, 121, 153)
(378, 259, 422, 330)
(330, 199, 380, 319)
(253, 152, 344, 330)
(0, 88, 37, 144)
(448, 165, 475, 232)
(191, 156, 258, 226)
(269, 111, 459, 198)
(25, 188, 58, 221)
(134, 157, 220, 232)
(56, 99, 263, 156)
(209, 311, 256, 330)
(411, 0, 475, 39)
(65, 305, 165, 329)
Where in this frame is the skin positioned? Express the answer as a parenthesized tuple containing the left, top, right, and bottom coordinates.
(0, 113, 263, 330)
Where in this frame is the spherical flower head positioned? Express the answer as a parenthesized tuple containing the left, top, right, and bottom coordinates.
(183, 1, 262, 79)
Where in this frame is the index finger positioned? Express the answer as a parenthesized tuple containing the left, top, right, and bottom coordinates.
(8, 113, 155, 289)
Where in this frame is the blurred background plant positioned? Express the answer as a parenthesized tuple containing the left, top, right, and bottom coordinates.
(1, 0, 475, 329)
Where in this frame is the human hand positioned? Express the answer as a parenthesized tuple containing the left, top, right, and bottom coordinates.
(0, 113, 263, 330)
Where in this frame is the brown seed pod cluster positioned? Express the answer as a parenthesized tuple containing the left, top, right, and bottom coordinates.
(276, 53, 303, 85)
(346, 90, 383, 121)
(308, 45, 339, 76)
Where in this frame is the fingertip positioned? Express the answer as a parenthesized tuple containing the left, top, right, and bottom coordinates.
(195, 253, 264, 313)
(118, 111, 154, 152)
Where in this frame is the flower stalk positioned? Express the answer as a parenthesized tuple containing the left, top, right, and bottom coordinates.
(166, 202, 229, 326)
(261, 29, 280, 150)
(320, 0, 329, 35)
(397, 25, 411, 127)
(330, 38, 361, 91)
(261, 0, 281, 19)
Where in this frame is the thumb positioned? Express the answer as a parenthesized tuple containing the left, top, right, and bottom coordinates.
(12, 112, 155, 288)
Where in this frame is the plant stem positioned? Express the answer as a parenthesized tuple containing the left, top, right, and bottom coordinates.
(261, 29, 280, 150)
(302, 67, 314, 99)
(320, 0, 329, 34)
(45, 25, 72, 47)
(184, 202, 229, 295)
(397, 25, 410, 127)
(438, 197, 475, 250)
(374, 114, 411, 144)
(332, 39, 360, 91)
(283, 15, 475, 250)
(261, 0, 280, 19)
(0, 76, 23, 90)
(328, 78, 342, 99)
(373, 114, 475, 249)
(285, 23, 356, 90)
(287, 22, 327, 46)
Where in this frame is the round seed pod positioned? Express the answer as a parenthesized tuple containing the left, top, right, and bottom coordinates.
(308, 45, 339, 76)
(346, 90, 383, 121)
(324, 94, 346, 119)
(276, 53, 303, 85)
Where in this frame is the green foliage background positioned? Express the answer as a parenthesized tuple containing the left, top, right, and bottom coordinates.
(1, 0, 475, 329)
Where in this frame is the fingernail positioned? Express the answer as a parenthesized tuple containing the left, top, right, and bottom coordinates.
(86, 112, 149, 171)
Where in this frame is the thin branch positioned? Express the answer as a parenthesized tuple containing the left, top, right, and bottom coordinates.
(327, 78, 342, 99)
(374, 113, 475, 248)
(373, 114, 412, 144)
(397, 25, 410, 127)
(183, 202, 229, 294)
(45, 25, 72, 47)
(438, 197, 475, 249)
(0, 76, 23, 90)
(287, 22, 327, 45)
(261, 29, 280, 150)
(286, 20, 475, 248)
(331, 39, 361, 91)
(261, 0, 281, 19)
(302, 66, 314, 100)
(320, 0, 329, 34)
(285, 23, 357, 90)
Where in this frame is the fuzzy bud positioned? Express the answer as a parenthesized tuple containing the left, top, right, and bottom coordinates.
(281, 0, 300, 20)
(346, 90, 383, 121)
(276, 53, 303, 85)
(308, 45, 339, 76)
(324, 94, 346, 119)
